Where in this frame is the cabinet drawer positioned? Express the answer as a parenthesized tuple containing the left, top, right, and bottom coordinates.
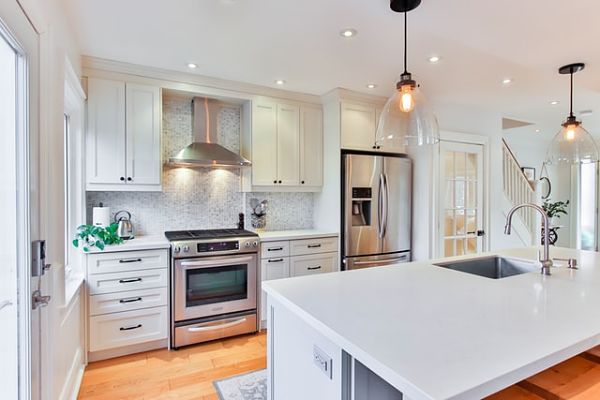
(89, 306, 168, 352)
(261, 241, 290, 258)
(290, 237, 338, 256)
(87, 249, 168, 275)
(261, 257, 290, 282)
(87, 268, 168, 295)
(291, 252, 338, 277)
(89, 287, 168, 316)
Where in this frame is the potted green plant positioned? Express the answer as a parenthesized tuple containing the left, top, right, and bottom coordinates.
(542, 199, 570, 226)
(72, 223, 124, 252)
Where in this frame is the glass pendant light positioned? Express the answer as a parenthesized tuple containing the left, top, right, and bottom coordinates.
(376, 1, 439, 147)
(545, 63, 598, 165)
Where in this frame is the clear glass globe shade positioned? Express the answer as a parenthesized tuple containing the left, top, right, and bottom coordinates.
(375, 86, 439, 147)
(545, 123, 599, 165)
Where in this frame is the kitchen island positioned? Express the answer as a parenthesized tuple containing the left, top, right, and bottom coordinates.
(263, 247, 600, 400)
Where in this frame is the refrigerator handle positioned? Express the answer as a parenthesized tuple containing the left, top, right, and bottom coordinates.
(382, 173, 389, 238)
(378, 174, 384, 238)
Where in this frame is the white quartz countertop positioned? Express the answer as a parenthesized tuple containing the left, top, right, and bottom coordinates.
(87, 235, 170, 253)
(256, 229, 338, 242)
(263, 247, 600, 400)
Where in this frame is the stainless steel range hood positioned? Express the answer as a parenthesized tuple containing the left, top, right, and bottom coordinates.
(168, 97, 251, 167)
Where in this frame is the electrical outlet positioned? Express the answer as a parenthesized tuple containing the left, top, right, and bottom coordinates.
(313, 345, 333, 379)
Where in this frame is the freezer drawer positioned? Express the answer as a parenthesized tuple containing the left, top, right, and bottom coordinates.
(344, 252, 411, 270)
(174, 312, 257, 348)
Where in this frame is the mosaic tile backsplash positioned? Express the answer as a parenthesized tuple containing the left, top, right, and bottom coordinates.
(86, 96, 314, 236)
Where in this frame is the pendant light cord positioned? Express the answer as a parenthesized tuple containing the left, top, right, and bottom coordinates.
(403, 12, 408, 74)
(569, 71, 574, 118)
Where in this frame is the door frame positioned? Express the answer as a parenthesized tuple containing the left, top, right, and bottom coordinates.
(432, 131, 490, 258)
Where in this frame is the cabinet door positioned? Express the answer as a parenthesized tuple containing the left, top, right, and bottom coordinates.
(126, 83, 161, 187)
(252, 101, 278, 186)
(260, 257, 290, 322)
(300, 107, 323, 187)
(340, 102, 377, 151)
(276, 104, 300, 185)
(86, 78, 126, 186)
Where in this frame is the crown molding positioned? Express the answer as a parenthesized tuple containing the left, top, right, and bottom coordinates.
(82, 56, 322, 105)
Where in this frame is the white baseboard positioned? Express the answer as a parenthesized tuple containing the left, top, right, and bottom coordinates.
(60, 347, 85, 400)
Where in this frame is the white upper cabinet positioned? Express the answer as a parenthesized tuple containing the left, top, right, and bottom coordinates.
(86, 78, 127, 186)
(300, 106, 323, 187)
(246, 98, 322, 191)
(341, 102, 378, 151)
(86, 78, 162, 191)
(125, 83, 161, 186)
(251, 101, 278, 186)
(276, 103, 300, 186)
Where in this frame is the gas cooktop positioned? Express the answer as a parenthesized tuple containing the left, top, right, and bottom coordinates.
(164, 229, 258, 242)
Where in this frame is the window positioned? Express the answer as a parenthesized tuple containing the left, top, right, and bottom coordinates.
(578, 163, 597, 251)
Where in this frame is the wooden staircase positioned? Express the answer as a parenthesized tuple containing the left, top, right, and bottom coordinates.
(487, 346, 600, 399)
(502, 139, 538, 245)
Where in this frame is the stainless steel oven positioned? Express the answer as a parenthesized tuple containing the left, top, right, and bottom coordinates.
(166, 229, 260, 349)
(174, 253, 257, 321)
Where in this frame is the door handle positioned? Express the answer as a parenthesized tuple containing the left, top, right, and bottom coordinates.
(268, 258, 284, 263)
(267, 247, 283, 251)
(307, 244, 322, 249)
(119, 258, 142, 263)
(382, 173, 389, 238)
(353, 256, 408, 267)
(378, 174, 385, 239)
(307, 266, 322, 271)
(32, 290, 51, 310)
(0, 300, 13, 311)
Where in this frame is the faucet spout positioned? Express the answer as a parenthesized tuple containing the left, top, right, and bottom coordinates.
(504, 203, 552, 276)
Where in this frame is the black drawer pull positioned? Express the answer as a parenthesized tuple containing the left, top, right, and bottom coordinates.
(119, 258, 142, 263)
(307, 244, 322, 248)
(119, 297, 142, 304)
(119, 324, 142, 331)
(307, 266, 322, 271)
(118, 277, 142, 284)
(268, 247, 283, 251)
(268, 258, 284, 263)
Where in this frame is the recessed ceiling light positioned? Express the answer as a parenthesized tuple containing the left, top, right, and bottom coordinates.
(535, 129, 541, 133)
(340, 28, 357, 38)
(275, 79, 286, 85)
(187, 63, 198, 69)
(501, 78, 513, 85)
(549, 100, 560, 105)
(366, 83, 377, 89)
(428, 56, 441, 63)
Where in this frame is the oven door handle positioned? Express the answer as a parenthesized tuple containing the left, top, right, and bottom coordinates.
(180, 256, 253, 268)
(187, 317, 247, 332)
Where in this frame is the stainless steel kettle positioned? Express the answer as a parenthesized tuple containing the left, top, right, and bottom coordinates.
(114, 210, 134, 239)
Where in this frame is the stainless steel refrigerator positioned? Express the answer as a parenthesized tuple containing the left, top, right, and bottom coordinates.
(341, 151, 412, 270)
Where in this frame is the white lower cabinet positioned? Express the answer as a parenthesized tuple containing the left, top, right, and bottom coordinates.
(89, 306, 168, 352)
(260, 235, 338, 324)
(86, 248, 169, 360)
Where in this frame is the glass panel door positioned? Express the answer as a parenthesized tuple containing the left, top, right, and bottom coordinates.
(439, 142, 484, 257)
(186, 264, 248, 307)
(578, 162, 598, 251)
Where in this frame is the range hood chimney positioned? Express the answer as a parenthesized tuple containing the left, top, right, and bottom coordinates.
(168, 97, 251, 167)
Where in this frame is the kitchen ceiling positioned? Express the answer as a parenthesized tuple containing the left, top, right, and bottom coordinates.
(63, 0, 600, 137)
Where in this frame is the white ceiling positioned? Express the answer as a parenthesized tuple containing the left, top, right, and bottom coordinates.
(63, 0, 600, 137)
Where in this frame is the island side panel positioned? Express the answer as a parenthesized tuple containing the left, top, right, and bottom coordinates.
(267, 295, 343, 400)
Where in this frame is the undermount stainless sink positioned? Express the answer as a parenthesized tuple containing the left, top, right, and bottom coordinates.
(434, 256, 539, 279)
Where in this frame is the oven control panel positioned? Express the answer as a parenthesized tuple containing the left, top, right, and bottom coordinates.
(171, 237, 259, 258)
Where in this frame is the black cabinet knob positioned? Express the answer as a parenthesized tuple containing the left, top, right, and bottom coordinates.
(273, 180, 277, 184)
(301, 180, 305, 184)
(278, 180, 282, 184)
(120, 177, 125, 181)
(127, 177, 132, 181)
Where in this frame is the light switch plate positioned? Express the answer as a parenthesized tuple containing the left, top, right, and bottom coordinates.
(313, 345, 333, 379)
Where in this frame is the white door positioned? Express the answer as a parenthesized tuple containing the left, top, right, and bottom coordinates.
(299, 106, 323, 187)
(251, 101, 278, 186)
(0, 2, 42, 399)
(439, 141, 485, 257)
(276, 103, 300, 186)
(86, 78, 126, 186)
(126, 83, 161, 186)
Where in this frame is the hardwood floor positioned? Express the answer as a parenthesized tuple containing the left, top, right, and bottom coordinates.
(78, 332, 267, 400)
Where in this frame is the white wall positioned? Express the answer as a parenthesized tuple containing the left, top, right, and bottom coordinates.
(19, 1, 85, 399)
